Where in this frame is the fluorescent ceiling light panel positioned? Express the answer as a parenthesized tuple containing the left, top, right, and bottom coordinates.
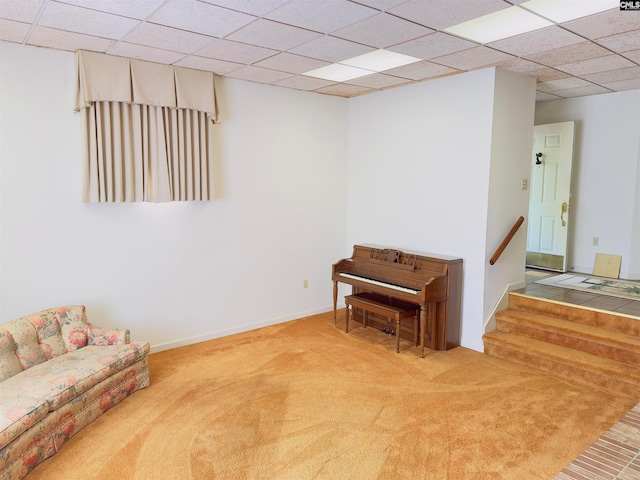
(520, 0, 619, 23)
(341, 49, 422, 71)
(303, 49, 421, 82)
(303, 63, 372, 82)
(444, 6, 553, 44)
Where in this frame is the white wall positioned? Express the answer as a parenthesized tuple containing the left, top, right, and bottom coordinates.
(347, 67, 535, 351)
(484, 69, 536, 324)
(535, 91, 640, 280)
(0, 42, 349, 351)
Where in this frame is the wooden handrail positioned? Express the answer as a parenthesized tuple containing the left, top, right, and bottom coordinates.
(490, 216, 525, 265)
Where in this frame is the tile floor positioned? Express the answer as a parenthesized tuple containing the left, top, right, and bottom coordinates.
(517, 269, 640, 317)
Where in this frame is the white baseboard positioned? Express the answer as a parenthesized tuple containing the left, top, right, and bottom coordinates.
(149, 305, 340, 353)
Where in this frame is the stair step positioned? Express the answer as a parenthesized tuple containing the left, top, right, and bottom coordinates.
(508, 292, 640, 335)
(495, 309, 640, 367)
(483, 331, 640, 399)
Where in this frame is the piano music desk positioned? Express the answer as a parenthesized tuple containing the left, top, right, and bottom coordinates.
(344, 293, 419, 354)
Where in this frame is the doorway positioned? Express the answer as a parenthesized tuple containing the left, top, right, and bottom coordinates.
(526, 121, 575, 272)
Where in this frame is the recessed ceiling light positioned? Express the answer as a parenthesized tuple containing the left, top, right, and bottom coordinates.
(341, 49, 422, 72)
(444, 6, 553, 44)
(520, 0, 618, 23)
(303, 49, 422, 83)
(303, 63, 373, 82)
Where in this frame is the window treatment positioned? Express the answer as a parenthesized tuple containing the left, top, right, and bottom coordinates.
(74, 50, 218, 202)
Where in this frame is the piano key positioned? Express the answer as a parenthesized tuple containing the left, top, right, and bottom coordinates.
(339, 273, 419, 294)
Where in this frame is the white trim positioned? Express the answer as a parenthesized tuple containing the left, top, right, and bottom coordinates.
(149, 304, 344, 353)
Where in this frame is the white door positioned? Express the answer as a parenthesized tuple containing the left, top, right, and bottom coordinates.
(526, 121, 575, 272)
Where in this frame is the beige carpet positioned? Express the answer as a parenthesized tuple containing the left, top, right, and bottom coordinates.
(27, 311, 636, 480)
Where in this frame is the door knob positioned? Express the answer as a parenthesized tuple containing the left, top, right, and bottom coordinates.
(561, 202, 568, 227)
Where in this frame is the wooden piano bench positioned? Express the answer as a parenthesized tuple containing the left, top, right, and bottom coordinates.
(344, 293, 419, 353)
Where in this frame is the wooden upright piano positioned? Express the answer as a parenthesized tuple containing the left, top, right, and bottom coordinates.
(332, 245, 463, 353)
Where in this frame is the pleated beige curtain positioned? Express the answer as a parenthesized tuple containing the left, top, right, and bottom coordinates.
(75, 50, 218, 202)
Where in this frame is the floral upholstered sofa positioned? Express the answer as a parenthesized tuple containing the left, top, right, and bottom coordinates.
(0, 305, 150, 479)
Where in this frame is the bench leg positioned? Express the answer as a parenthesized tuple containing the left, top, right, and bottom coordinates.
(363, 310, 367, 329)
(395, 319, 400, 353)
(345, 304, 350, 333)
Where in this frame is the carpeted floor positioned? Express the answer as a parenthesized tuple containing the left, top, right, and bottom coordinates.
(27, 311, 637, 480)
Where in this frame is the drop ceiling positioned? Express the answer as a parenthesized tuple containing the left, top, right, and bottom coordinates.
(1, 0, 639, 100)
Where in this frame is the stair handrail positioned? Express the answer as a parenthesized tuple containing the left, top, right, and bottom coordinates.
(490, 216, 525, 265)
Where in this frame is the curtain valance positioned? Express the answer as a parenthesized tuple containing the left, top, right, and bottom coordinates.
(74, 50, 218, 123)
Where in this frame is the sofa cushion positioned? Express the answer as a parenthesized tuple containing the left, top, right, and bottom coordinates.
(0, 342, 150, 411)
(3, 319, 46, 370)
(0, 329, 22, 382)
(88, 325, 130, 346)
(57, 306, 89, 351)
(23, 309, 68, 360)
(0, 396, 49, 450)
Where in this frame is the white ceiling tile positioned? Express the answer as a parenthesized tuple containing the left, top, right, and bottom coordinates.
(384, 60, 459, 80)
(597, 30, 640, 53)
(0, 18, 30, 43)
(197, 0, 292, 16)
(173, 55, 244, 74)
(525, 41, 612, 67)
(124, 23, 215, 54)
(389, 0, 510, 30)
(225, 65, 293, 83)
(548, 84, 612, 97)
(332, 13, 433, 49)
(27, 25, 115, 52)
(272, 74, 335, 91)
(254, 52, 329, 73)
(288, 35, 374, 62)
(0, 0, 44, 23)
(345, 72, 411, 89)
(390, 32, 476, 61)
(536, 76, 592, 93)
(314, 83, 373, 97)
(265, 0, 377, 33)
(347, 0, 407, 10)
(562, 9, 640, 40)
(601, 77, 640, 91)
(196, 39, 277, 64)
(496, 57, 547, 73)
(431, 46, 514, 70)
(623, 49, 640, 63)
(226, 19, 320, 50)
(38, 2, 140, 39)
(53, 0, 167, 19)
(489, 26, 584, 57)
(536, 91, 563, 102)
(149, 0, 256, 38)
(556, 55, 635, 76)
(582, 66, 640, 84)
(107, 42, 186, 64)
(516, 66, 570, 83)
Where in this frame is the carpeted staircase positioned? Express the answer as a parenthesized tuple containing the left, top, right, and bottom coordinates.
(483, 292, 640, 400)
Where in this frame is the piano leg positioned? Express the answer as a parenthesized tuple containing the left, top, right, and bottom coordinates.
(333, 281, 338, 325)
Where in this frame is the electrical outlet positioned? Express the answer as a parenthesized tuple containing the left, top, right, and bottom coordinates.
(303, 279, 308, 289)
(592, 237, 599, 246)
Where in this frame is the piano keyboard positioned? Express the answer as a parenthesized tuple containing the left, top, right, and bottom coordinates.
(339, 273, 419, 294)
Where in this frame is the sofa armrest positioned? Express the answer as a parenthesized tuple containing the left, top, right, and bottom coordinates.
(87, 324, 130, 346)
